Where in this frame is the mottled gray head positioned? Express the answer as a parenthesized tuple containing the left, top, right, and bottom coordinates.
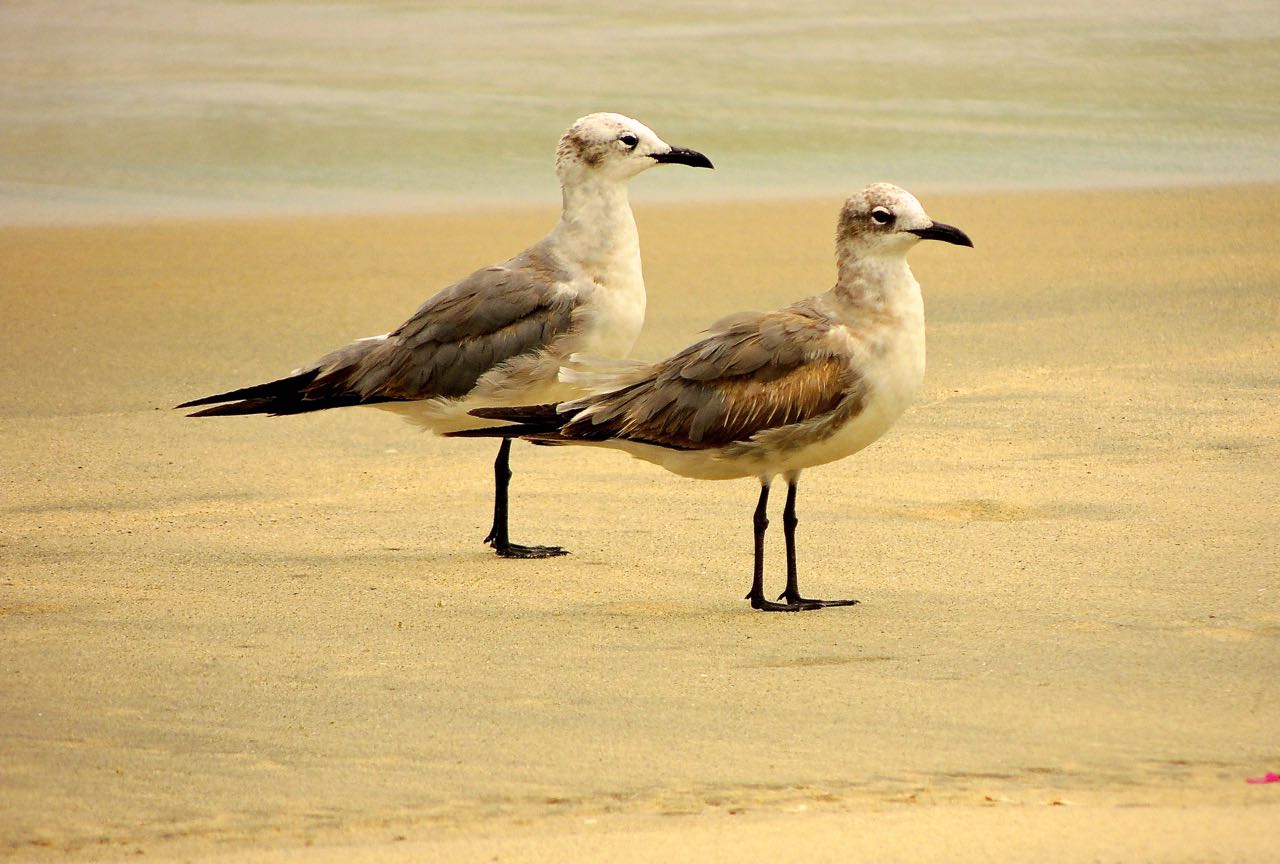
(837, 182, 973, 259)
(555, 113, 713, 184)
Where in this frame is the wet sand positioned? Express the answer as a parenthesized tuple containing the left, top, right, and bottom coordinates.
(2, 185, 1278, 861)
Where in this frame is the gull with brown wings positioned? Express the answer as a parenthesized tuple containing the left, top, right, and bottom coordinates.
(453, 183, 972, 609)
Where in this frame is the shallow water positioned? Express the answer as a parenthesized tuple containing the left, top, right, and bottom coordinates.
(1, 0, 1277, 222)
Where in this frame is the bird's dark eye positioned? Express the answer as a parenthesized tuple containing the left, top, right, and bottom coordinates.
(619, 134, 639, 149)
(871, 207, 893, 225)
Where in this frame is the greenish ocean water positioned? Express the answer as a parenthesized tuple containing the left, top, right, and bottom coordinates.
(1, 1, 1277, 222)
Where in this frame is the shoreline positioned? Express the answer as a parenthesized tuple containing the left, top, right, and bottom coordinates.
(4, 176, 1279, 231)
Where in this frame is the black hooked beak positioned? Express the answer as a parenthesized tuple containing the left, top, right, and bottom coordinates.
(907, 220, 974, 248)
(650, 146, 714, 169)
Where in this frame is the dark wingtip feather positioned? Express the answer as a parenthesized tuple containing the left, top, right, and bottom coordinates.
(183, 398, 280, 417)
(468, 403, 562, 422)
(448, 403, 568, 438)
(446, 423, 542, 439)
(175, 391, 244, 410)
(176, 370, 321, 416)
(445, 426, 573, 446)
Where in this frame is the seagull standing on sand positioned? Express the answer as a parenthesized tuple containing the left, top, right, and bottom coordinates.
(177, 113, 712, 558)
(453, 184, 972, 609)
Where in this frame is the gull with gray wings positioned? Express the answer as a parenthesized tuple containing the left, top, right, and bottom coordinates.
(177, 113, 712, 558)
(453, 183, 972, 608)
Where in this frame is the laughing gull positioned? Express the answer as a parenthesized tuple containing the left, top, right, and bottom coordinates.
(177, 113, 712, 558)
(452, 184, 972, 609)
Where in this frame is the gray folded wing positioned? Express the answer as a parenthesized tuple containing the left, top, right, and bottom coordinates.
(181, 245, 577, 416)
(305, 245, 576, 402)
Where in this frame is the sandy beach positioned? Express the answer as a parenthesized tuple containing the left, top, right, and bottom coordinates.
(2, 185, 1278, 861)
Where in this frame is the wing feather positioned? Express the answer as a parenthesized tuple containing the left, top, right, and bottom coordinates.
(316, 244, 574, 402)
(561, 304, 859, 450)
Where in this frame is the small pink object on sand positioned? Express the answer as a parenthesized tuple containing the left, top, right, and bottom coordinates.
(1245, 772, 1280, 784)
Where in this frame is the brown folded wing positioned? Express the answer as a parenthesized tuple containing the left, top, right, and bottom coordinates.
(561, 304, 859, 450)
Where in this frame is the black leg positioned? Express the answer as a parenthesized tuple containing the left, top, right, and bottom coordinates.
(775, 478, 858, 608)
(744, 482, 821, 612)
(482, 438, 510, 546)
(484, 438, 567, 559)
